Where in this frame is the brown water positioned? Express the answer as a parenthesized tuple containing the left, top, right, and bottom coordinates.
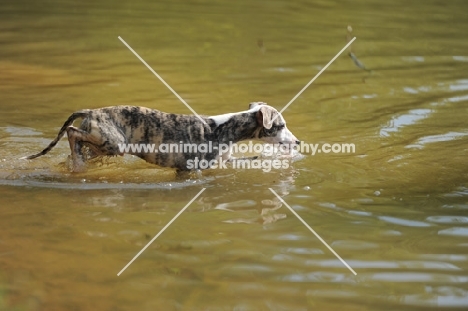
(1, 0, 468, 310)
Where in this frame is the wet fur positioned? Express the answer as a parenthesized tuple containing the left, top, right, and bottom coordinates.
(21, 103, 299, 172)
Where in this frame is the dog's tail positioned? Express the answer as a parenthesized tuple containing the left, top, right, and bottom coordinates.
(20, 110, 90, 160)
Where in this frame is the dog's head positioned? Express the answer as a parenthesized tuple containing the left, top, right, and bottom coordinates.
(249, 102, 300, 146)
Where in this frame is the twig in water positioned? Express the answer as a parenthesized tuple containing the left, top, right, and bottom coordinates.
(346, 25, 371, 72)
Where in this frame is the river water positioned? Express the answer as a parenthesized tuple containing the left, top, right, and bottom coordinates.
(1, 0, 468, 310)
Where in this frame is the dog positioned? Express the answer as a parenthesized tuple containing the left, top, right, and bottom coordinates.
(21, 102, 300, 172)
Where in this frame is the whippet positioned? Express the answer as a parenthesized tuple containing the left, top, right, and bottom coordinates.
(21, 102, 300, 172)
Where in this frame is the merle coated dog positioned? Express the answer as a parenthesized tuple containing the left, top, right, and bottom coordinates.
(21, 102, 300, 172)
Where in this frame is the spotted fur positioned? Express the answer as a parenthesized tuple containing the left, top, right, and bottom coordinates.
(21, 103, 299, 172)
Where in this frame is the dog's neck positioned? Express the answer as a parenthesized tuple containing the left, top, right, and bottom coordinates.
(207, 112, 259, 144)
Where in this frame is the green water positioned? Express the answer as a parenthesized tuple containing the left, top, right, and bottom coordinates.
(1, 0, 468, 310)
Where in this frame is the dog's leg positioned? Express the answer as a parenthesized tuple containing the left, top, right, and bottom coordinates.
(66, 126, 88, 172)
(69, 123, 128, 172)
(217, 145, 258, 163)
(82, 143, 103, 160)
(66, 126, 122, 172)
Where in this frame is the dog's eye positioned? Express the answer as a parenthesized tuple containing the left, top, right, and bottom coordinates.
(276, 124, 285, 130)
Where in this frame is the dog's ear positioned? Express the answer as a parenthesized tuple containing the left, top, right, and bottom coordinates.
(256, 105, 275, 129)
(249, 102, 267, 110)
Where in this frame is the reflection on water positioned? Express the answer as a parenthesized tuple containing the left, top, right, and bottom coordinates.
(1, 0, 468, 310)
(410, 131, 468, 147)
(380, 109, 432, 137)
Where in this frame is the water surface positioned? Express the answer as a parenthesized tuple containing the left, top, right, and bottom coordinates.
(1, 0, 468, 310)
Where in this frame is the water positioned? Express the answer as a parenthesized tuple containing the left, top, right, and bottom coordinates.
(1, 0, 468, 310)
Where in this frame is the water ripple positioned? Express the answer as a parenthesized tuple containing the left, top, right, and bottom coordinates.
(426, 215, 468, 224)
(368, 272, 468, 283)
(409, 131, 468, 146)
(380, 109, 432, 137)
(303, 260, 460, 270)
(438, 227, 468, 237)
(378, 216, 431, 227)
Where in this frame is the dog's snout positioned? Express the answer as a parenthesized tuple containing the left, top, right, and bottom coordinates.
(295, 140, 301, 145)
